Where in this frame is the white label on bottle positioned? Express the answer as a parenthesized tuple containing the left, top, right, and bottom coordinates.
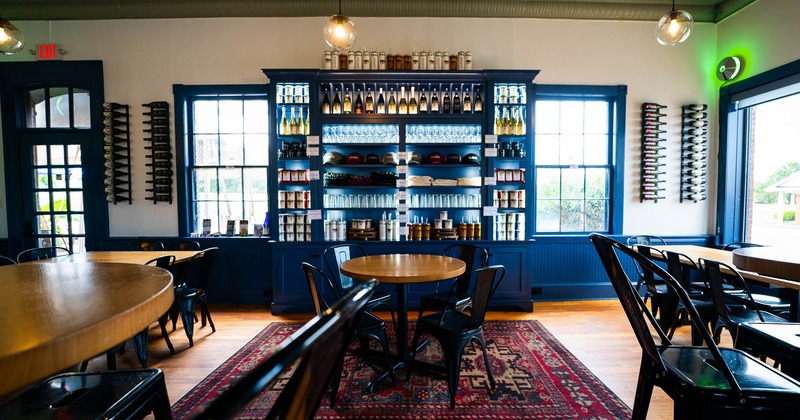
(485, 177, 497, 186)
(398, 152, 407, 161)
(308, 170, 320, 181)
(306, 147, 320, 156)
(483, 206, 498, 216)
(396, 179, 406, 188)
(307, 209, 322, 220)
(485, 147, 498, 157)
(399, 226, 409, 236)
(398, 213, 409, 223)
(397, 203, 409, 212)
(397, 191, 408, 200)
(397, 165, 408, 174)
(485, 134, 498, 144)
(306, 135, 320, 145)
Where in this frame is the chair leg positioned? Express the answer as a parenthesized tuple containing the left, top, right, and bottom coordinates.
(151, 377, 173, 420)
(157, 314, 175, 354)
(632, 362, 654, 420)
(200, 298, 215, 332)
(176, 297, 197, 347)
(328, 357, 345, 407)
(475, 333, 495, 392)
(131, 328, 149, 368)
(442, 342, 464, 409)
(406, 325, 424, 381)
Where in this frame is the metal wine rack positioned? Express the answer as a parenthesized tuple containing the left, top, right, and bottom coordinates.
(102, 102, 132, 204)
(640, 102, 666, 202)
(142, 101, 173, 204)
(680, 104, 708, 202)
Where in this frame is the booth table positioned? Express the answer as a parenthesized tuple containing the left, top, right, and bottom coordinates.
(0, 263, 173, 397)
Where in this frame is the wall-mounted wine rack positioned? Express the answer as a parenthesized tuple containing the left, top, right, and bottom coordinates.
(681, 104, 708, 202)
(143, 101, 173, 204)
(102, 102, 132, 204)
(640, 102, 667, 202)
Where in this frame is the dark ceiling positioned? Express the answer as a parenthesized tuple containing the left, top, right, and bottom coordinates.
(0, 0, 758, 23)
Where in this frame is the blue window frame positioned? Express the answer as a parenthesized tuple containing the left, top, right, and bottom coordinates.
(533, 85, 626, 234)
(717, 58, 800, 245)
(174, 85, 269, 236)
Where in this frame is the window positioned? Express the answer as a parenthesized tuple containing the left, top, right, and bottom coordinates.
(718, 59, 800, 245)
(174, 85, 269, 236)
(533, 86, 626, 234)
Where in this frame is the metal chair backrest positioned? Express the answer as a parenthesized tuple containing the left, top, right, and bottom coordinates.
(193, 247, 219, 291)
(322, 244, 366, 298)
(167, 240, 201, 251)
(187, 280, 376, 420)
(441, 244, 489, 295)
(437, 265, 505, 330)
(302, 262, 337, 315)
(126, 241, 164, 251)
(0, 255, 16, 266)
(699, 258, 766, 323)
(625, 235, 667, 247)
(590, 233, 742, 394)
(664, 250, 703, 290)
(635, 245, 666, 293)
(16, 246, 72, 263)
(721, 242, 764, 251)
(144, 254, 175, 269)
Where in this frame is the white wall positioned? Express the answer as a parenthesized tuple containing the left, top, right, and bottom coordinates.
(0, 15, 741, 237)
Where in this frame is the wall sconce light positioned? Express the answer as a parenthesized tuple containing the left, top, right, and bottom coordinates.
(0, 16, 24, 54)
(717, 56, 743, 81)
(323, 0, 356, 51)
(655, 0, 693, 46)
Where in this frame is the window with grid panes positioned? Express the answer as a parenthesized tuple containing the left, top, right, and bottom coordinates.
(534, 86, 625, 233)
(187, 95, 269, 235)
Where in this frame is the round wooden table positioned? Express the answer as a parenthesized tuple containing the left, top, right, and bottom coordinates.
(0, 262, 174, 397)
(37, 250, 199, 265)
(732, 247, 800, 282)
(340, 254, 466, 360)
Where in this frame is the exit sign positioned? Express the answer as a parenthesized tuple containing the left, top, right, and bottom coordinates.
(36, 44, 63, 61)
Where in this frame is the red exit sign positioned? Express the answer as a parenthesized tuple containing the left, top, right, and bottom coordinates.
(36, 44, 63, 61)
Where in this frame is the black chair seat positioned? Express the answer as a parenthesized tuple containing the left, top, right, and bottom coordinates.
(0, 369, 171, 419)
(417, 244, 488, 317)
(419, 309, 478, 334)
(729, 292, 791, 310)
(727, 309, 787, 325)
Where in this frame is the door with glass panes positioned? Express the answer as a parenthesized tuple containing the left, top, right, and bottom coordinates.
(0, 62, 105, 255)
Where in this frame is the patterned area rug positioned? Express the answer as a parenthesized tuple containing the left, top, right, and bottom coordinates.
(172, 320, 631, 419)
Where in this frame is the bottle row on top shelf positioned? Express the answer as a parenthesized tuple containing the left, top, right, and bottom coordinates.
(322, 50, 474, 71)
(320, 84, 484, 115)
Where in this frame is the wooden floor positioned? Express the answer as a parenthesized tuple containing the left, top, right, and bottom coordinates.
(97, 299, 732, 419)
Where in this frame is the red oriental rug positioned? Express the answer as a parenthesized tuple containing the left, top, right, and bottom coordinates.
(172, 320, 631, 419)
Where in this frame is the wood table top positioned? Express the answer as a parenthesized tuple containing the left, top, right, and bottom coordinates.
(0, 262, 174, 397)
(652, 245, 800, 291)
(732, 247, 800, 282)
(38, 250, 199, 265)
(340, 254, 466, 284)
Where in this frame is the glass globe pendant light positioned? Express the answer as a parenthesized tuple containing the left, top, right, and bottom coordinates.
(0, 16, 24, 55)
(323, 0, 356, 51)
(655, 0, 693, 46)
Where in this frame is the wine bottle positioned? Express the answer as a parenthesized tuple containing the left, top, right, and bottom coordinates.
(683, 193, 706, 201)
(682, 144, 706, 152)
(143, 110, 169, 118)
(104, 152, 127, 160)
(644, 129, 666, 135)
(146, 187, 173, 194)
(104, 144, 128, 153)
(685, 120, 708, 128)
(643, 112, 666, 119)
(474, 89, 483, 112)
(289, 107, 299, 135)
(431, 89, 439, 113)
(643, 120, 666, 127)
(515, 107, 524, 135)
(682, 185, 706, 192)
(105, 186, 129, 194)
(683, 104, 708, 111)
(642, 193, 664, 200)
(143, 136, 170, 143)
(147, 169, 174, 177)
(682, 168, 706, 176)
(303, 108, 310, 135)
(149, 177, 172, 185)
(280, 107, 289, 135)
(453, 89, 461, 113)
(501, 107, 510, 135)
(104, 110, 128, 118)
(642, 185, 665, 191)
(644, 144, 666, 151)
(642, 169, 666, 176)
(147, 152, 173, 160)
(683, 128, 707, 136)
(146, 161, 172, 168)
(321, 89, 331, 114)
(688, 112, 707, 119)
(142, 101, 169, 108)
(388, 88, 397, 114)
(409, 86, 418, 114)
(103, 102, 126, 110)
(103, 127, 127, 135)
(443, 88, 451, 113)
(643, 153, 662, 160)
(418, 88, 428, 113)
(104, 169, 128, 178)
(643, 103, 666, 110)
(332, 89, 342, 114)
(398, 86, 408, 114)
(376, 88, 386, 114)
(343, 88, 352, 114)
(143, 127, 170, 135)
(354, 90, 364, 114)
(463, 89, 472, 113)
(682, 152, 706, 160)
(365, 88, 374, 113)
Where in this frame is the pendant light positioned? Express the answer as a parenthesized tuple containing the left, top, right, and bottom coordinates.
(0, 16, 24, 54)
(655, 0, 693, 46)
(323, 0, 356, 51)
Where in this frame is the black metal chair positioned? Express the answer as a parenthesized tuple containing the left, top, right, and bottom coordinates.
(720, 242, 791, 318)
(634, 245, 681, 331)
(0, 255, 16, 266)
(301, 262, 395, 407)
(147, 255, 178, 354)
(407, 265, 505, 409)
(166, 240, 201, 251)
(417, 244, 489, 317)
(186, 281, 376, 420)
(736, 322, 800, 381)
(591, 233, 800, 419)
(699, 257, 787, 344)
(126, 240, 165, 251)
(323, 243, 396, 330)
(721, 242, 765, 251)
(0, 368, 171, 419)
(16, 246, 72, 263)
(626, 235, 667, 301)
(663, 250, 718, 345)
(172, 248, 219, 347)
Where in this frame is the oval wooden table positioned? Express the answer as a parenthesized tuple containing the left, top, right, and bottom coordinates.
(732, 247, 800, 282)
(339, 254, 466, 366)
(40, 250, 199, 265)
(0, 262, 174, 397)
